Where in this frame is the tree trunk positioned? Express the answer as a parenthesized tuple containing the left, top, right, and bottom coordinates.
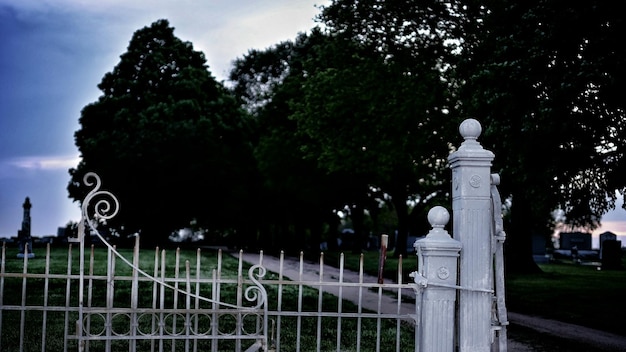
(350, 204, 367, 253)
(392, 196, 410, 258)
(505, 191, 542, 274)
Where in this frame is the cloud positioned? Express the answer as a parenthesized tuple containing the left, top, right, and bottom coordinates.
(12, 155, 80, 169)
(0, 155, 80, 177)
(593, 220, 626, 237)
(0, 0, 329, 81)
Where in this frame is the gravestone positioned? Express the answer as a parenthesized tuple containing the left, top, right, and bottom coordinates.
(601, 240, 622, 270)
(16, 197, 35, 259)
(559, 231, 592, 250)
(599, 231, 617, 260)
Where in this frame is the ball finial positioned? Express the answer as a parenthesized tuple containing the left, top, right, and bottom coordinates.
(427, 206, 450, 229)
(459, 118, 482, 141)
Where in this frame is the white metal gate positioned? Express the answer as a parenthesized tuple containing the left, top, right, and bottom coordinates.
(69, 172, 269, 352)
(69, 171, 416, 352)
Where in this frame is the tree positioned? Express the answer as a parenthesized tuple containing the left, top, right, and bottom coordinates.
(69, 20, 255, 244)
(230, 26, 453, 255)
(456, 0, 626, 272)
(230, 34, 353, 253)
(294, 1, 462, 256)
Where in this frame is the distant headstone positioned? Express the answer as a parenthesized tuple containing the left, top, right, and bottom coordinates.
(16, 197, 35, 259)
(599, 231, 617, 260)
(601, 240, 623, 270)
(559, 232, 592, 250)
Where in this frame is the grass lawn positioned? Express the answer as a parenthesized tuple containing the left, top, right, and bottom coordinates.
(507, 260, 626, 336)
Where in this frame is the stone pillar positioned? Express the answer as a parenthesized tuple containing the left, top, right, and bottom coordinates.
(448, 118, 494, 351)
(414, 206, 461, 352)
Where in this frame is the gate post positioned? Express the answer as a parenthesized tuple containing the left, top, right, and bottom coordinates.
(414, 206, 461, 352)
(448, 118, 495, 351)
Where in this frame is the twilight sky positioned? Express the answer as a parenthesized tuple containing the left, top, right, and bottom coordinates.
(0, 0, 624, 248)
(0, 0, 329, 237)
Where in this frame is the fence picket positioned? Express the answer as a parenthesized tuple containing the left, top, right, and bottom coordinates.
(63, 244, 73, 352)
(184, 260, 191, 352)
(159, 249, 166, 352)
(316, 252, 323, 352)
(210, 268, 218, 352)
(19, 243, 29, 351)
(131, 237, 140, 352)
(41, 244, 51, 352)
(356, 253, 364, 352)
(236, 250, 244, 352)
(86, 245, 95, 352)
(193, 248, 201, 352)
(336, 253, 344, 352)
(151, 247, 160, 352)
(275, 251, 285, 352)
(396, 256, 403, 352)
(172, 248, 180, 352)
(296, 252, 304, 352)
(105, 245, 114, 351)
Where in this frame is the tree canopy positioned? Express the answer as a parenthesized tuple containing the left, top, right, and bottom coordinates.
(69, 19, 255, 243)
(230, 32, 358, 253)
(456, 0, 626, 271)
(230, 25, 454, 256)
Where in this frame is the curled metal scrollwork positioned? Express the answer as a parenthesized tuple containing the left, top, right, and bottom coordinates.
(245, 264, 268, 310)
(79, 172, 120, 239)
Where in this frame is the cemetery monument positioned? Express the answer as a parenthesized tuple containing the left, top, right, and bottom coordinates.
(16, 197, 35, 259)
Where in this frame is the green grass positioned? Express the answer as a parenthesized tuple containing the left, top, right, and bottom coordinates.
(506, 260, 626, 336)
(1, 245, 414, 352)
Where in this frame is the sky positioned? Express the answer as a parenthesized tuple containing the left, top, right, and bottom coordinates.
(0, 0, 625, 248)
(0, 0, 329, 238)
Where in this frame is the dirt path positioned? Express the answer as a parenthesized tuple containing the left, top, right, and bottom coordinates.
(507, 312, 626, 351)
(235, 251, 626, 351)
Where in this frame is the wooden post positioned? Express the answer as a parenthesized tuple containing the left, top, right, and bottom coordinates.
(377, 234, 388, 284)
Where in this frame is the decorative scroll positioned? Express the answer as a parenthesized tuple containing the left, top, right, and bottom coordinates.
(73, 172, 120, 242)
(246, 264, 269, 310)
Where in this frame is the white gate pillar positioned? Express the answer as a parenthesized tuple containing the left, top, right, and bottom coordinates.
(448, 118, 495, 352)
(414, 206, 461, 352)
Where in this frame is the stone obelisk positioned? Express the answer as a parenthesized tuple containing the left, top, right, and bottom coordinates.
(17, 197, 35, 259)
